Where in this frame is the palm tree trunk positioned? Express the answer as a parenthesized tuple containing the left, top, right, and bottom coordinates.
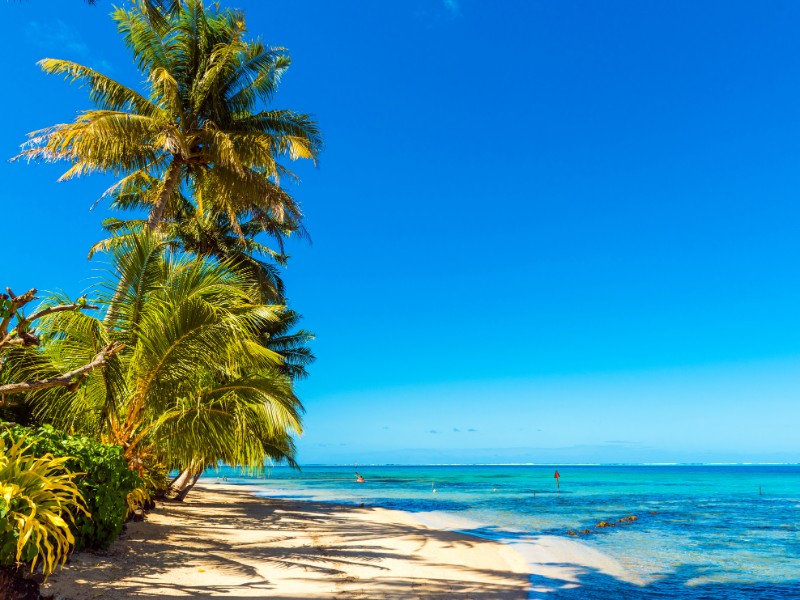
(105, 157, 183, 324)
(169, 464, 204, 501)
(146, 156, 183, 231)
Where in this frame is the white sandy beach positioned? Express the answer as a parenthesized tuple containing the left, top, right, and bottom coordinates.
(42, 483, 641, 599)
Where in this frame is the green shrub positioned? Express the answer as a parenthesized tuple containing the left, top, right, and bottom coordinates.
(0, 424, 140, 550)
(0, 436, 87, 576)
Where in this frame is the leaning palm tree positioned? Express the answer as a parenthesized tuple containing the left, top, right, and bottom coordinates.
(6, 232, 304, 498)
(19, 0, 321, 241)
(90, 208, 297, 304)
(90, 217, 317, 380)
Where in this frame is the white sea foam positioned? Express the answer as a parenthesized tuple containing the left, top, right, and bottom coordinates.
(410, 509, 646, 597)
(516, 535, 647, 598)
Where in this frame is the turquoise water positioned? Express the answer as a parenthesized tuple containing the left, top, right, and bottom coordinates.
(205, 465, 800, 598)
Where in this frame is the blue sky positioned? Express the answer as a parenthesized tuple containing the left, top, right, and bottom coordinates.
(3, 0, 800, 463)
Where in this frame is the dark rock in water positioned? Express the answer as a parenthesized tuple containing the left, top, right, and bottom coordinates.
(595, 520, 616, 528)
(0, 566, 40, 600)
(594, 515, 638, 529)
(567, 529, 592, 537)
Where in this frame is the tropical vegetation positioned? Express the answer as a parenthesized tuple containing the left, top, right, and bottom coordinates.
(0, 435, 87, 577)
(0, 424, 141, 550)
(1, 0, 319, 591)
(19, 0, 321, 287)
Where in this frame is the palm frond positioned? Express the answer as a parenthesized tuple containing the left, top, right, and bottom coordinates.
(38, 59, 160, 117)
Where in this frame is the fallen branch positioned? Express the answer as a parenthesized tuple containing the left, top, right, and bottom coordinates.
(25, 302, 99, 328)
(0, 288, 99, 351)
(0, 288, 37, 341)
(0, 342, 123, 395)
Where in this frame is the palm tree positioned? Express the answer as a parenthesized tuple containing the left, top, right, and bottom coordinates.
(262, 308, 315, 381)
(90, 216, 318, 375)
(5, 232, 304, 498)
(19, 0, 321, 241)
(89, 207, 299, 304)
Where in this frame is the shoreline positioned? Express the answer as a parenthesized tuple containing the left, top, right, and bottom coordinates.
(247, 480, 646, 593)
(42, 483, 533, 599)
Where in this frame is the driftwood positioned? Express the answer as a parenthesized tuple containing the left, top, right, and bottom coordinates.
(0, 287, 121, 397)
(0, 342, 122, 395)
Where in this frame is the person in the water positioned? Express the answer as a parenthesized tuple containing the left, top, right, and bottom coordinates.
(355, 472, 365, 483)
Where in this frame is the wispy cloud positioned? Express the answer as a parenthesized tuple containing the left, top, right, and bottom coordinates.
(26, 20, 113, 72)
(413, 0, 463, 26)
(27, 20, 89, 57)
(442, 0, 461, 15)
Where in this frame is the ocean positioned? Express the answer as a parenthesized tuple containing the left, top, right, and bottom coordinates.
(204, 464, 800, 598)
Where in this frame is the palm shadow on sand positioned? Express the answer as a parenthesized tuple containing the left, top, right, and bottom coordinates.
(42, 486, 800, 600)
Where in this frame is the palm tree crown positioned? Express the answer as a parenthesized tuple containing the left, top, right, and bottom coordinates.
(20, 0, 322, 244)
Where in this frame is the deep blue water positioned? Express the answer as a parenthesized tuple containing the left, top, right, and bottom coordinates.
(204, 465, 800, 598)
